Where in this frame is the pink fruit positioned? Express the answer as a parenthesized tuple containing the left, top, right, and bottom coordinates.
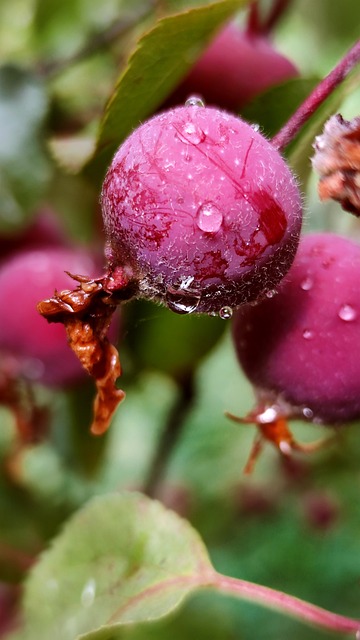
(164, 23, 298, 111)
(0, 247, 99, 386)
(101, 104, 302, 315)
(233, 232, 360, 424)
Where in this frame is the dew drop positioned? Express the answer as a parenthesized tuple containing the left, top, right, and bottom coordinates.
(338, 304, 357, 322)
(302, 329, 314, 340)
(219, 306, 233, 320)
(258, 406, 278, 424)
(196, 202, 223, 233)
(265, 289, 276, 299)
(185, 95, 205, 107)
(176, 121, 206, 145)
(300, 276, 313, 291)
(303, 407, 314, 420)
(166, 283, 201, 315)
(251, 123, 260, 132)
(81, 578, 96, 608)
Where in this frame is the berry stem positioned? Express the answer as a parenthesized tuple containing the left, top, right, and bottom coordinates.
(246, 0, 292, 37)
(262, 0, 292, 35)
(271, 38, 360, 152)
(212, 573, 360, 636)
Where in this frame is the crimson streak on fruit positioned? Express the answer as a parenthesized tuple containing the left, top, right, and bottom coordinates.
(230, 232, 360, 471)
(101, 105, 302, 315)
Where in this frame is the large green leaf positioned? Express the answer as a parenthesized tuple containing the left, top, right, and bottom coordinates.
(16, 492, 212, 639)
(85, 0, 246, 179)
(0, 65, 52, 232)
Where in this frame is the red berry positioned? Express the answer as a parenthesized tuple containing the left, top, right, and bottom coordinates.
(101, 105, 302, 315)
(164, 23, 298, 111)
(233, 232, 360, 424)
(0, 247, 99, 386)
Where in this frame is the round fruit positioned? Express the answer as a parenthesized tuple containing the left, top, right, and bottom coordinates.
(163, 23, 298, 111)
(0, 247, 99, 386)
(101, 104, 302, 315)
(233, 232, 360, 424)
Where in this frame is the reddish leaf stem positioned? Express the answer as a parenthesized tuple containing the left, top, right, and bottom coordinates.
(272, 39, 360, 152)
(212, 573, 360, 636)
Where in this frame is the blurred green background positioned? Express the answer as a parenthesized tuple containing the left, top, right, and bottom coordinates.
(0, 0, 360, 638)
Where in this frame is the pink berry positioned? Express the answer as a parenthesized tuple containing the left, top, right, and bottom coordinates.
(233, 232, 360, 424)
(0, 247, 99, 386)
(101, 105, 302, 315)
(164, 23, 298, 111)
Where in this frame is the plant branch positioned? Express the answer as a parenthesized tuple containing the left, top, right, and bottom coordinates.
(212, 573, 360, 636)
(38, 4, 153, 80)
(272, 39, 360, 152)
(143, 370, 196, 498)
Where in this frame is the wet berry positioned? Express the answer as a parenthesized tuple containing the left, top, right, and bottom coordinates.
(101, 104, 302, 315)
(163, 23, 298, 111)
(0, 247, 99, 386)
(233, 232, 360, 424)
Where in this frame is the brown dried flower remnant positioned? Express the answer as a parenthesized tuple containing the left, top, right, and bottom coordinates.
(37, 273, 126, 436)
(312, 113, 360, 216)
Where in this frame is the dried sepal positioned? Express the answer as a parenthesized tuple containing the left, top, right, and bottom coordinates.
(312, 113, 360, 215)
(37, 272, 128, 435)
(226, 404, 333, 474)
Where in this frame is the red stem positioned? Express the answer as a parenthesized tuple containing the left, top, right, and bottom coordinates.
(262, 0, 291, 35)
(271, 39, 360, 152)
(212, 573, 360, 635)
(246, 2, 262, 38)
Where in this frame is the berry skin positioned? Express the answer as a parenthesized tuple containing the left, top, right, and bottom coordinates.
(233, 232, 360, 425)
(101, 105, 302, 315)
(0, 247, 99, 386)
(164, 23, 298, 111)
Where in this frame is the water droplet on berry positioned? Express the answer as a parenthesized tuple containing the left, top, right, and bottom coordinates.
(176, 121, 206, 145)
(300, 276, 313, 291)
(303, 407, 314, 419)
(265, 289, 276, 298)
(166, 283, 201, 314)
(338, 304, 357, 322)
(219, 306, 233, 319)
(81, 578, 96, 607)
(196, 202, 223, 233)
(302, 329, 314, 340)
(185, 96, 205, 107)
(279, 441, 292, 455)
(251, 123, 260, 132)
(258, 406, 278, 423)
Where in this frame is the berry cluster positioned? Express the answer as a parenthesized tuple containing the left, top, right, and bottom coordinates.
(35, 13, 360, 468)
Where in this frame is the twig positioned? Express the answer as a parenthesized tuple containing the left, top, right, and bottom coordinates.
(272, 39, 360, 152)
(143, 370, 195, 498)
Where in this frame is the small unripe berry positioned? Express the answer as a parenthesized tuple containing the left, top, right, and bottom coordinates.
(164, 23, 298, 111)
(101, 105, 302, 315)
(0, 247, 99, 386)
(233, 232, 360, 424)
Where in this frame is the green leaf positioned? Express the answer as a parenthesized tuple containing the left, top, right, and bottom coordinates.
(17, 492, 212, 639)
(0, 65, 52, 232)
(85, 0, 246, 180)
(240, 77, 320, 138)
